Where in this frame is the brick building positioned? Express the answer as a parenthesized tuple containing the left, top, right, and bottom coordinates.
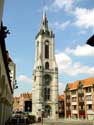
(58, 95, 65, 118)
(64, 77, 94, 120)
(13, 93, 32, 112)
(13, 93, 64, 118)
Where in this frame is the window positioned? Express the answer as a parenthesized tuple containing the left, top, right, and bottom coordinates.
(71, 90, 76, 95)
(34, 76, 36, 81)
(44, 74, 51, 85)
(72, 105, 77, 110)
(72, 97, 76, 102)
(86, 87, 91, 93)
(86, 95, 92, 101)
(79, 105, 84, 110)
(44, 87, 50, 101)
(87, 104, 92, 110)
(45, 62, 49, 69)
(45, 41, 49, 59)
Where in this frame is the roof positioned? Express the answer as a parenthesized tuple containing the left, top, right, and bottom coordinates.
(20, 93, 32, 98)
(67, 77, 94, 90)
(58, 95, 64, 101)
(68, 81, 79, 90)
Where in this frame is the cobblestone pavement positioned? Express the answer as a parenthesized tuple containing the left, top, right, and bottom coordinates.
(32, 119, 94, 125)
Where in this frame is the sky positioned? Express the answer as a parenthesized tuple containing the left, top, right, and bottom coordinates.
(3, 0, 94, 96)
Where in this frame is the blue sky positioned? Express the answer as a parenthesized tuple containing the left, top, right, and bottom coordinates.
(3, 0, 94, 96)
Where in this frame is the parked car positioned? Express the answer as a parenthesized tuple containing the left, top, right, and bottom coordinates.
(26, 114, 36, 124)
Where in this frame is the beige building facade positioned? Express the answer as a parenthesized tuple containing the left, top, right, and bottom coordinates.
(6, 51, 16, 91)
(0, 35, 13, 124)
(32, 11, 58, 119)
(0, 3, 15, 124)
(64, 77, 94, 120)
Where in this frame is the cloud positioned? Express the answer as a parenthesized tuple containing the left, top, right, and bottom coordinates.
(55, 52, 94, 76)
(52, 21, 70, 30)
(52, 0, 74, 11)
(65, 45, 94, 56)
(59, 82, 66, 94)
(74, 8, 94, 29)
(55, 53, 72, 69)
(17, 75, 32, 83)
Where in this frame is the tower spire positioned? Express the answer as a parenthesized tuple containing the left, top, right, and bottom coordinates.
(41, 0, 48, 31)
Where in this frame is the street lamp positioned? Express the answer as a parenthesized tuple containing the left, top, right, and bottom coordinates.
(13, 80, 18, 89)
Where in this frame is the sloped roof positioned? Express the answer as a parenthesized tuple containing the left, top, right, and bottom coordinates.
(58, 95, 64, 101)
(68, 77, 94, 90)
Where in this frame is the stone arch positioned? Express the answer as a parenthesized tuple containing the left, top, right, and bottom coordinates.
(45, 62, 49, 69)
(44, 105, 52, 118)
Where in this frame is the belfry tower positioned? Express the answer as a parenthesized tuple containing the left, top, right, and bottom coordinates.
(32, 10, 58, 119)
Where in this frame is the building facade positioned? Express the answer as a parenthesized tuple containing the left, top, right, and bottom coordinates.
(13, 93, 64, 118)
(32, 11, 58, 119)
(64, 77, 94, 120)
(0, 25, 14, 124)
(58, 95, 65, 118)
(0, 4, 15, 124)
(6, 51, 16, 91)
(13, 93, 32, 112)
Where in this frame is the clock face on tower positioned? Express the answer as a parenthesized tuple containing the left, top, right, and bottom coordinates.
(44, 74, 51, 85)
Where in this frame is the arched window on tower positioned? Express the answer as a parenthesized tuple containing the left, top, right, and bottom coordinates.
(45, 62, 49, 69)
(44, 87, 50, 101)
(45, 40, 49, 59)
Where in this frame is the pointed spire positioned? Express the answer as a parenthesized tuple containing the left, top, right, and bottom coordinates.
(41, 9, 48, 31)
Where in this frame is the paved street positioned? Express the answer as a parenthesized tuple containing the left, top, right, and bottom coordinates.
(32, 119, 94, 125)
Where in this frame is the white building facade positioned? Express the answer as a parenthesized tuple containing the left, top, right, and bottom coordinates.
(32, 11, 58, 119)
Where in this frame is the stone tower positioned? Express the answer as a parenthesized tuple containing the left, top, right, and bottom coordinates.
(32, 10, 58, 119)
